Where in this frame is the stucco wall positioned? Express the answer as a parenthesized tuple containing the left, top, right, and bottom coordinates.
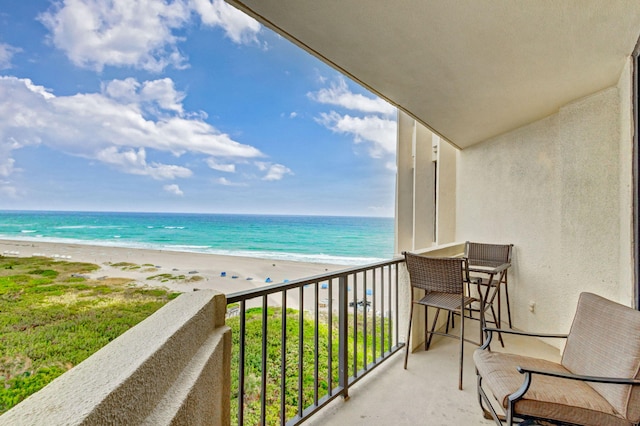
(0, 290, 231, 426)
(456, 60, 634, 338)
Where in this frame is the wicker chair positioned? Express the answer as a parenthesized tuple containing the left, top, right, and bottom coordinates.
(403, 252, 476, 390)
(465, 242, 514, 329)
(475, 292, 640, 425)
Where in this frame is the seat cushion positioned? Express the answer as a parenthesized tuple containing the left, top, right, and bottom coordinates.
(474, 350, 631, 426)
(562, 293, 640, 422)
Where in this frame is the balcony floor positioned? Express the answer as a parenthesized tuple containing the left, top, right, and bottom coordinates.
(307, 319, 561, 426)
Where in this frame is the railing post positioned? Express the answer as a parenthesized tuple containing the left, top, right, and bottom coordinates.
(338, 274, 350, 400)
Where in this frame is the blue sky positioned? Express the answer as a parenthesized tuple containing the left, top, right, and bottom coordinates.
(0, 0, 397, 217)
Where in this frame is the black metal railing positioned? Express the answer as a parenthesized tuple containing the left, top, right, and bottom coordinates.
(226, 257, 405, 425)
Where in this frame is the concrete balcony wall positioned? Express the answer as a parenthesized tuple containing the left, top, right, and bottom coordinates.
(0, 290, 231, 426)
(456, 58, 635, 341)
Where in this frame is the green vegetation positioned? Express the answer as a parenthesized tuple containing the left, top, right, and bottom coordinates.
(0, 256, 179, 414)
(226, 306, 388, 425)
(109, 262, 140, 270)
(0, 255, 388, 423)
(146, 273, 203, 283)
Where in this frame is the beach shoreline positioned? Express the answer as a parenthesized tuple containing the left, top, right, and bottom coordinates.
(0, 238, 345, 296)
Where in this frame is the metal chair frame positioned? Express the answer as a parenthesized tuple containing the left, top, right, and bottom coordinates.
(465, 242, 514, 333)
(403, 252, 477, 390)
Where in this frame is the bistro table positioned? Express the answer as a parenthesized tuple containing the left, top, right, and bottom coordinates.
(466, 259, 511, 345)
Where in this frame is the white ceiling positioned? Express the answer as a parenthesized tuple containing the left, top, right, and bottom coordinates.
(227, 0, 640, 149)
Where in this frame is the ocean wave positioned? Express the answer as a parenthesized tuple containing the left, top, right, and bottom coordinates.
(55, 225, 124, 229)
(0, 235, 386, 266)
(21, 230, 37, 233)
(163, 226, 185, 229)
(197, 248, 385, 266)
(171, 244, 212, 249)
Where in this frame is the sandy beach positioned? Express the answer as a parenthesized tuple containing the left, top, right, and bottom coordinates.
(0, 238, 346, 296)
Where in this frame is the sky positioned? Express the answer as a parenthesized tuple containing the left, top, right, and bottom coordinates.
(0, 0, 397, 217)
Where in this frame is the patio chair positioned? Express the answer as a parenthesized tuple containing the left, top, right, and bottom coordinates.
(474, 292, 640, 425)
(465, 242, 514, 329)
(403, 252, 476, 390)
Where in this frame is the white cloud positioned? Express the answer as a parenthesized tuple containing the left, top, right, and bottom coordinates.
(289, 112, 298, 118)
(163, 183, 184, 195)
(317, 112, 396, 158)
(38, 0, 261, 72)
(310, 77, 397, 161)
(0, 157, 16, 177)
(0, 76, 263, 180)
(104, 78, 185, 116)
(256, 162, 293, 181)
(0, 43, 21, 70)
(0, 183, 18, 198)
(96, 147, 193, 179)
(191, 0, 261, 44)
(308, 77, 395, 115)
(206, 158, 235, 172)
(215, 176, 246, 186)
(39, 0, 190, 72)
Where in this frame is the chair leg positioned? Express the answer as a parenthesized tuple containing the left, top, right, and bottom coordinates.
(465, 282, 474, 319)
(504, 280, 513, 328)
(459, 308, 464, 390)
(446, 311, 455, 333)
(497, 290, 502, 329)
(404, 302, 415, 369)
(426, 308, 441, 350)
(489, 303, 504, 347)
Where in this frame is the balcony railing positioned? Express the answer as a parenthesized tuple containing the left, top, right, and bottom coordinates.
(226, 257, 405, 425)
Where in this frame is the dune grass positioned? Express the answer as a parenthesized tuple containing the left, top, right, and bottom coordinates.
(0, 256, 179, 414)
(226, 306, 389, 425)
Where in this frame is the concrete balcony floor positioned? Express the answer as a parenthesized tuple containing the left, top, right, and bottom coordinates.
(307, 318, 561, 426)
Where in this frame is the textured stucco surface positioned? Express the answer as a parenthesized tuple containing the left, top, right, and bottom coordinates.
(456, 63, 634, 340)
(0, 290, 231, 426)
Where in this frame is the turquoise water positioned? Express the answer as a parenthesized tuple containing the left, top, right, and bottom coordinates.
(0, 211, 395, 265)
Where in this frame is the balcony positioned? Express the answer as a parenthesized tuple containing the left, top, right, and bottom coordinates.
(223, 242, 561, 425)
(305, 322, 560, 425)
(0, 243, 562, 426)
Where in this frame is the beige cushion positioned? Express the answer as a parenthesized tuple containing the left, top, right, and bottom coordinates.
(562, 293, 640, 422)
(474, 350, 631, 426)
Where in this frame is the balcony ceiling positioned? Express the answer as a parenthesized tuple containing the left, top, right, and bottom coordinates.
(227, 1, 640, 149)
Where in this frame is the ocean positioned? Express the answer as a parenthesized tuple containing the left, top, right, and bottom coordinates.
(0, 211, 395, 265)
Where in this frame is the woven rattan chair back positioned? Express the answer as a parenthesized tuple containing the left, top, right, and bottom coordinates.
(404, 253, 467, 294)
(465, 241, 514, 330)
(465, 242, 512, 264)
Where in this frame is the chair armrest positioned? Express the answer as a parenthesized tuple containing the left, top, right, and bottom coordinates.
(483, 327, 568, 339)
(506, 366, 640, 410)
(491, 263, 510, 274)
(480, 328, 567, 350)
(517, 366, 640, 385)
